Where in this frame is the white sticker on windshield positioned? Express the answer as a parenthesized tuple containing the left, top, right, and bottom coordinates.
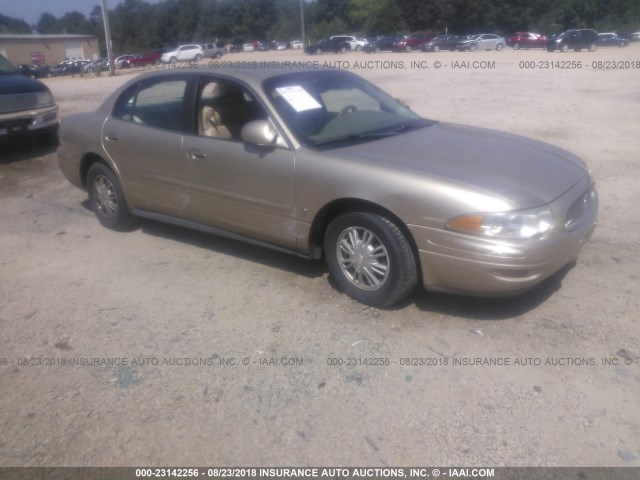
(275, 85, 322, 112)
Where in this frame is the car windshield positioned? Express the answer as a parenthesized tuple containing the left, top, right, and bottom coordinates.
(0, 54, 16, 74)
(264, 70, 432, 150)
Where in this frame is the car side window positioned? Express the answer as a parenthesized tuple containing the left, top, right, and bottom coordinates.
(197, 79, 267, 141)
(112, 77, 188, 132)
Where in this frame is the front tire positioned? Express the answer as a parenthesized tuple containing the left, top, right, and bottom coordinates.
(324, 212, 418, 307)
(512, 42, 520, 50)
(433, 45, 440, 52)
(496, 43, 504, 51)
(87, 163, 136, 230)
(469, 44, 477, 52)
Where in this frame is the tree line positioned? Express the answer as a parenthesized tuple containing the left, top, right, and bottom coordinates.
(1, 0, 639, 55)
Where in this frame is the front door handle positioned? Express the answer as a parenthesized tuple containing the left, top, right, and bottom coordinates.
(187, 149, 207, 160)
(105, 134, 119, 141)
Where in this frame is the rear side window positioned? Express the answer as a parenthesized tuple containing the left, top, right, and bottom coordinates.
(111, 76, 189, 132)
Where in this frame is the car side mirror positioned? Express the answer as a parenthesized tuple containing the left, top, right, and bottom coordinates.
(241, 120, 278, 146)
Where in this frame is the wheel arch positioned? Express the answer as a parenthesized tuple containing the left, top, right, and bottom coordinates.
(79, 152, 121, 189)
(308, 198, 423, 279)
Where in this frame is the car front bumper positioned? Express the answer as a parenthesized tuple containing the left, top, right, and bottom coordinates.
(409, 180, 598, 296)
(0, 104, 59, 136)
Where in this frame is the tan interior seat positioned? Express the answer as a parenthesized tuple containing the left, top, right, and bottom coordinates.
(202, 104, 232, 139)
(200, 83, 233, 139)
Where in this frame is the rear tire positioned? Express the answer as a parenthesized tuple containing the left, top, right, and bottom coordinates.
(87, 163, 136, 231)
(433, 45, 440, 52)
(324, 212, 418, 307)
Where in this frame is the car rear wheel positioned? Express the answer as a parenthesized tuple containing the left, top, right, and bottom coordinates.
(470, 44, 477, 51)
(405, 46, 412, 52)
(433, 45, 440, 52)
(496, 43, 504, 51)
(87, 163, 136, 231)
(561, 44, 569, 52)
(194, 54, 203, 61)
(374, 47, 380, 53)
(588, 43, 597, 52)
(324, 212, 418, 307)
(512, 42, 520, 50)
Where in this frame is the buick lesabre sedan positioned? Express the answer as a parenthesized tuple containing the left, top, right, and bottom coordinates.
(57, 69, 598, 307)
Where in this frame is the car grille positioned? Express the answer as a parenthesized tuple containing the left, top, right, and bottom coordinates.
(0, 93, 38, 114)
(565, 188, 596, 231)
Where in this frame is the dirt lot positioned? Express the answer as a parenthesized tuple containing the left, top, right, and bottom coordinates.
(0, 46, 639, 468)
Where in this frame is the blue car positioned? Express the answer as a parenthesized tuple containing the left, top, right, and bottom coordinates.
(597, 33, 629, 47)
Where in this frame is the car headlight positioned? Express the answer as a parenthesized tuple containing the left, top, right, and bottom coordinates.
(446, 206, 554, 239)
(36, 90, 54, 107)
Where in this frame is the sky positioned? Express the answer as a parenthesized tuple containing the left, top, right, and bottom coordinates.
(0, 0, 163, 26)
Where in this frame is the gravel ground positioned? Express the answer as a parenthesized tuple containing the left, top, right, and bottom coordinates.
(0, 46, 639, 468)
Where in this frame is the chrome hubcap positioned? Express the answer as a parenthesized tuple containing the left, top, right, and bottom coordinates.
(337, 227, 389, 290)
(93, 175, 118, 218)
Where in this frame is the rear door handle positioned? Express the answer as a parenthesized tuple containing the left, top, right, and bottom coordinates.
(105, 135, 119, 141)
(187, 149, 207, 160)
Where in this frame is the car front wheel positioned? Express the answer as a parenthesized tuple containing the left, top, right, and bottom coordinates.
(87, 163, 136, 230)
(496, 43, 504, 51)
(512, 42, 520, 50)
(324, 212, 418, 307)
(588, 43, 597, 52)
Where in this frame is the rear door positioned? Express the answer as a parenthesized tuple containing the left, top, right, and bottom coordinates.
(102, 74, 192, 216)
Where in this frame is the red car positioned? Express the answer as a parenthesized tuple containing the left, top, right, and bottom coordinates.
(508, 32, 548, 49)
(125, 49, 165, 67)
(394, 32, 438, 52)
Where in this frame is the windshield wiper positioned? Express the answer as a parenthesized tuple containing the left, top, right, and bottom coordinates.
(314, 121, 431, 147)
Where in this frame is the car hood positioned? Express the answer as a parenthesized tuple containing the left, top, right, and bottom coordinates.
(0, 73, 48, 94)
(330, 122, 588, 209)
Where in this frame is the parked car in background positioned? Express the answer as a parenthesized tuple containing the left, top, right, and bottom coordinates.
(242, 42, 256, 52)
(457, 34, 506, 51)
(394, 32, 438, 52)
(0, 53, 58, 141)
(507, 32, 548, 49)
(597, 33, 629, 47)
(546, 29, 598, 52)
(64, 60, 91, 76)
(420, 35, 459, 52)
(16, 64, 51, 78)
(290, 40, 304, 49)
(363, 35, 402, 53)
(256, 41, 270, 51)
(201, 43, 226, 59)
(56, 68, 598, 307)
(161, 44, 204, 63)
(631, 32, 640, 42)
(271, 40, 288, 50)
(305, 37, 351, 54)
(114, 54, 134, 68)
(83, 58, 110, 73)
(126, 50, 165, 67)
(331, 35, 368, 51)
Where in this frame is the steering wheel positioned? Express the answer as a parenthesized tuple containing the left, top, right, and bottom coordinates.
(337, 105, 358, 117)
